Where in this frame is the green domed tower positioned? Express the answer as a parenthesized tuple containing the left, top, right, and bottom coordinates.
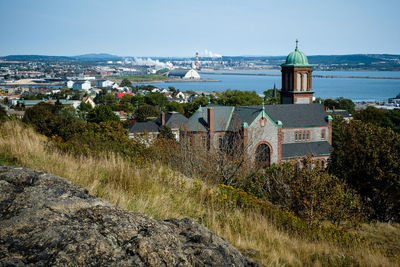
(281, 40, 314, 104)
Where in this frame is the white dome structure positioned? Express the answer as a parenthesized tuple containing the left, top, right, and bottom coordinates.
(183, 69, 200, 80)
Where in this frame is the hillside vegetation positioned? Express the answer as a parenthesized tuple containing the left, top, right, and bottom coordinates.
(1, 120, 399, 266)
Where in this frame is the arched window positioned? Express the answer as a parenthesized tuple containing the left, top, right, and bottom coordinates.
(321, 160, 325, 168)
(321, 129, 326, 140)
(296, 73, 301, 91)
(302, 73, 308, 91)
(284, 73, 289, 91)
(255, 143, 271, 167)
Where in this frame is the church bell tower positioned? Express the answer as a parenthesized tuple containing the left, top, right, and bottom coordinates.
(281, 40, 314, 104)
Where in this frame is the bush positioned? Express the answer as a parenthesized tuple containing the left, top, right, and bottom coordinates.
(329, 120, 400, 221)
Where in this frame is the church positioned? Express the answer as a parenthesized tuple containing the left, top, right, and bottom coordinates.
(183, 42, 332, 167)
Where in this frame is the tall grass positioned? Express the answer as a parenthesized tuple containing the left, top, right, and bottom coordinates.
(0, 120, 398, 266)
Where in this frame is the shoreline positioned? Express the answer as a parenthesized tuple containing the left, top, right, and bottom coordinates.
(129, 78, 220, 84)
(200, 72, 400, 80)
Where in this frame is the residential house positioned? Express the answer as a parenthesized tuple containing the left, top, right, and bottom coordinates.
(66, 80, 75, 88)
(129, 111, 189, 144)
(72, 80, 91, 91)
(96, 79, 114, 88)
(82, 96, 96, 108)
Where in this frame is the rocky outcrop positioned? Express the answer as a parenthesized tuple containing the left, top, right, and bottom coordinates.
(0, 165, 260, 266)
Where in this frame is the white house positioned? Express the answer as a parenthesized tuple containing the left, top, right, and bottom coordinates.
(72, 80, 91, 91)
(66, 80, 74, 88)
(96, 79, 114, 88)
(82, 96, 96, 108)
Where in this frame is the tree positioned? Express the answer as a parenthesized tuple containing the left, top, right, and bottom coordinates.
(183, 96, 209, 117)
(165, 101, 185, 115)
(87, 105, 120, 123)
(336, 97, 355, 114)
(168, 86, 177, 93)
(0, 106, 7, 122)
(104, 93, 117, 106)
(22, 102, 58, 137)
(328, 120, 400, 221)
(134, 104, 159, 122)
(120, 78, 132, 87)
(249, 159, 362, 225)
(263, 88, 281, 105)
(120, 94, 133, 105)
(354, 106, 400, 133)
(130, 94, 145, 108)
(324, 97, 355, 114)
(216, 90, 262, 106)
(144, 93, 168, 109)
(159, 125, 175, 140)
(78, 101, 93, 113)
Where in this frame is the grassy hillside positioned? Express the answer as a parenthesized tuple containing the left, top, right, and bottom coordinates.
(0, 120, 399, 266)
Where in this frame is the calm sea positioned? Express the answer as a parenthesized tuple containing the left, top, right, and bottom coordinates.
(140, 70, 400, 102)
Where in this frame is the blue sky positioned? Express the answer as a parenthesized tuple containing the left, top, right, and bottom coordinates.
(1, 0, 399, 57)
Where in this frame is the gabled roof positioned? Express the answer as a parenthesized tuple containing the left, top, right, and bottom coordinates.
(282, 141, 331, 159)
(187, 103, 328, 132)
(187, 105, 234, 132)
(129, 121, 159, 133)
(155, 112, 188, 129)
(228, 106, 263, 131)
(264, 104, 328, 128)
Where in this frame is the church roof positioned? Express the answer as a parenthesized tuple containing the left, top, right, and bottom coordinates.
(154, 112, 189, 129)
(187, 103, 328, 131)
(187, 105, 234, 132)
(282, 141, 331, 159)
(264, 104, 328, 128)
(281, 40, 312, 67)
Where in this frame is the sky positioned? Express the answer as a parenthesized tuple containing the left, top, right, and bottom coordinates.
(1, 0, 400, 57)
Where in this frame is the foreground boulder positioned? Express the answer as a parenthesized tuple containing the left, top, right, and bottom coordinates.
(0, 166, 260, 266)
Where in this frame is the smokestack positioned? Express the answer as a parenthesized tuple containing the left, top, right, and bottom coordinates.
(207, 107, 214, 132)
(333, 105, 335, 111)
(325, 106, 327, 112)
(195, 52, 199, 70)
(161, 112, 165, 126)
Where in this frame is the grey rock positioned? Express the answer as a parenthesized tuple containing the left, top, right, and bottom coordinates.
(0, 166, 261, 266)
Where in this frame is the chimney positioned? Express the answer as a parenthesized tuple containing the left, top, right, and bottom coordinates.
(325, 106, 327, 112)
(207, 107, 214, 132)
(333, 105, 335, 111)
(161, 112, 165, 126)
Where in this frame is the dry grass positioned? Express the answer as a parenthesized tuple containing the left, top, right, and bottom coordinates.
(1, 120, 399, 266)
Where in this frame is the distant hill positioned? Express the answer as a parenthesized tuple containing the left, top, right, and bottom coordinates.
(1, 53, 122, 62)
(220, 54, 400, 70)
(1, 55, 75, 61)
(74, 53, 122, 60)
(2, 53, 400, 70)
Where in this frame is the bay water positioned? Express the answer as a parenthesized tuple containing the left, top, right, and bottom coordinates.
(140, 70, 400, 102)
